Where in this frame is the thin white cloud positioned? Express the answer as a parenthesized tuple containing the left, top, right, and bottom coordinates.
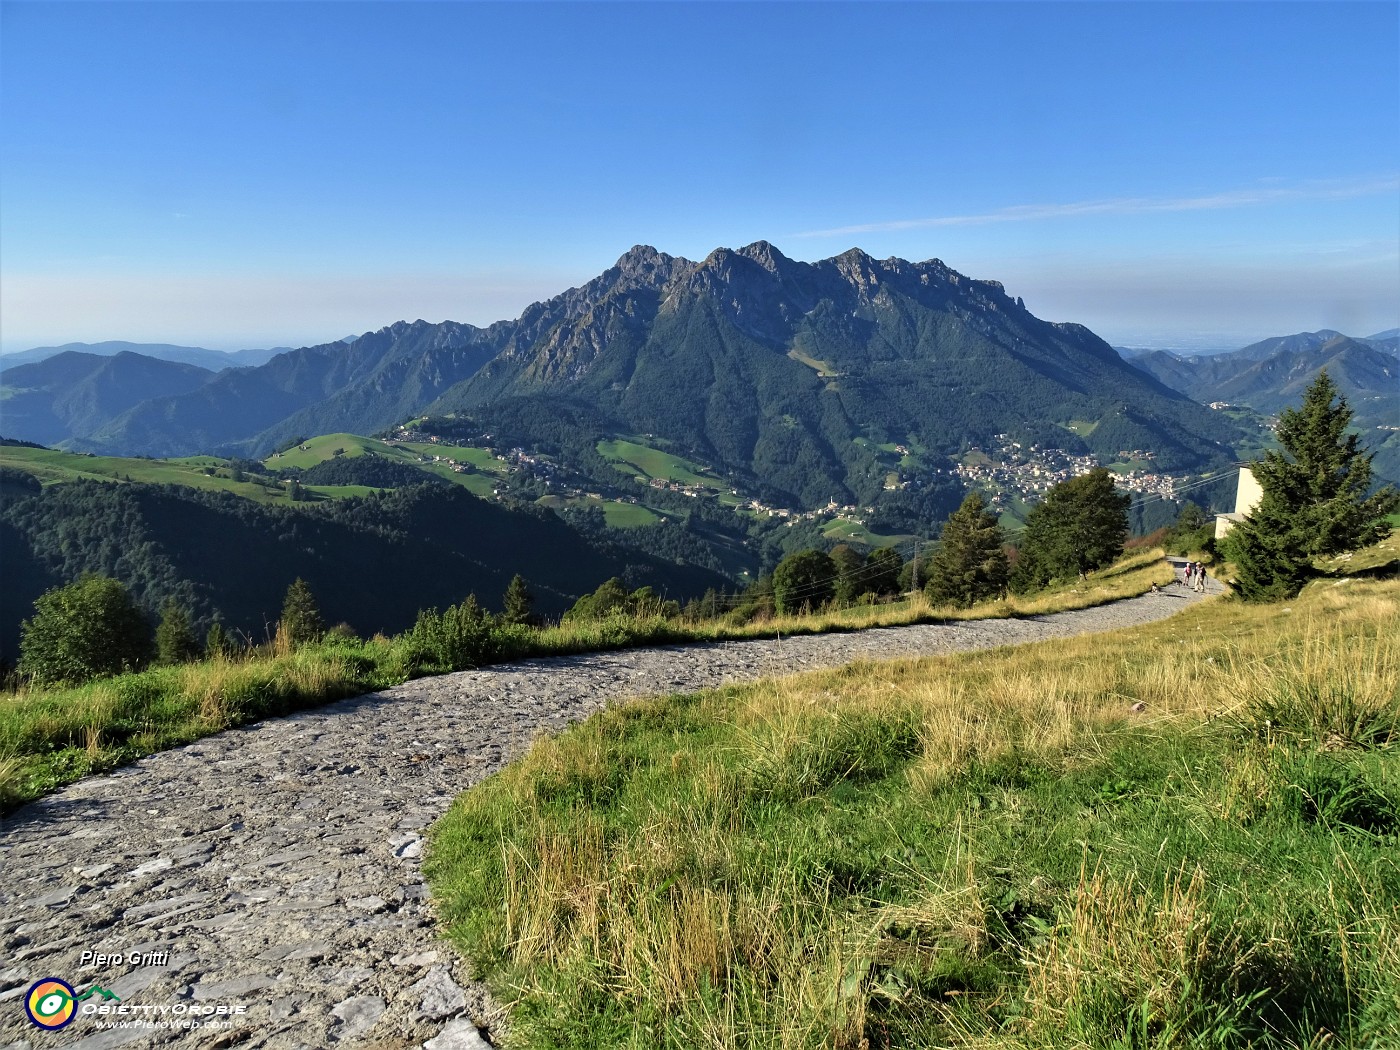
(793, 175, 1400, 238)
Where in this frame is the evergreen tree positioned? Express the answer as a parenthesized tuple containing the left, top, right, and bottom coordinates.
(19, 575, 151, 685)
(502, 574, 535, 626)
(155, 600, 201, 665)
(828, 544, 866, 605)
(1226, 371, 1399, 601)
(772, 550, 837, 614)
(698, 587, 720, 619)
(279, 577, 324, 647)
(1166, 501, 1213, 555)
(1010, 468, 1130, 592)
(925, 491, 1009, 608)
(205, 620, 234, 659)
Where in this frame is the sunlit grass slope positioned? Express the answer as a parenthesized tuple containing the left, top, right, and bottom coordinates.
(427, 573, 1399, 1049)
(265, 432, 503, 497)
(0, 445, 291, 503)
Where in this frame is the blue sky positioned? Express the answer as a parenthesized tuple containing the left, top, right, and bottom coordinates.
(2, 1, 1396, 353)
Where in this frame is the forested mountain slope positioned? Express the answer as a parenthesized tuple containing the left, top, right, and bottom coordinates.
(429, 243, 1240, 507)
(1130, 331, 1399, 482)
(0, 351, 216, 447)
(0, 480, 725, 663)
(74, 322, 502, 458)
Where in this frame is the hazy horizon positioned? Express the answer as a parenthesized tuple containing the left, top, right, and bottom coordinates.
(3, 3, 1396, 356)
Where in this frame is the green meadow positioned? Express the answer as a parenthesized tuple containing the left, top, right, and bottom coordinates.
(426, 553, 1400, 1049)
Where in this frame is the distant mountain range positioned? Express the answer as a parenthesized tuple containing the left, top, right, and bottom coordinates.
(1127, 330, 1399, 483)
(12, 248, 1393, 501)
(1, 243, 1243, 510)
(1116, 330, 1398, 361)
(0, 351, 217, 447)
(68, 322, 501, 459)
(0, 340, 294, 372)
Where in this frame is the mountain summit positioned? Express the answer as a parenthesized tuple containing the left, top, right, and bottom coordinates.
(427, 244, 1238, 505)
(13, 244, 1241, 506)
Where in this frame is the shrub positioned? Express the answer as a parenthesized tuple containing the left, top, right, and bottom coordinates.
(405, 595, 500, 672)
(19, 576, 151, 686)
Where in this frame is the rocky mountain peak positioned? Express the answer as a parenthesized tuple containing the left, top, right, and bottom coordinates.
(829, 247, 884, 294)
(613, 244, 679, 281)
(735, 240, 791, 274)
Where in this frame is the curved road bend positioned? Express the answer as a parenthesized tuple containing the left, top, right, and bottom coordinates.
(1, 561, 1221, 1049)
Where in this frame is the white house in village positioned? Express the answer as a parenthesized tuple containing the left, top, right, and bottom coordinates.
(1215, 466, 1264, 539)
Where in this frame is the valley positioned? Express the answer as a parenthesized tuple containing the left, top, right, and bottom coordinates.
(5, 258, 1388, 676)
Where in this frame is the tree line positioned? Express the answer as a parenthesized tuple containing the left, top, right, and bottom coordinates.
(15, 570, 541, 687)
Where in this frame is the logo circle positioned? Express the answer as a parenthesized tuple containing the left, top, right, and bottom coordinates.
(26, 978, 77, 1030)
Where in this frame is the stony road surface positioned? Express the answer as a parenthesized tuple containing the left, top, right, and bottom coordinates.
(1, 566, 1218, 1049)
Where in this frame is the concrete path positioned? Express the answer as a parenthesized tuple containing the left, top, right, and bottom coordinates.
(1, 563, 1220, 1048)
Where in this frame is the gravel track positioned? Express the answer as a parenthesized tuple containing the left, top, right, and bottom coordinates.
(1, 563, 1219, 1049)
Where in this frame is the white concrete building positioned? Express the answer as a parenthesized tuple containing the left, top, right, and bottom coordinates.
(1215, 467, 1264, 539)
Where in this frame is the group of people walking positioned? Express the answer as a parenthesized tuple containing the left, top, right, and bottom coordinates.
(1182, 561, 1207, 592)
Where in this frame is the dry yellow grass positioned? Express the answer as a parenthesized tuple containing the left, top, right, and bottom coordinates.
(431, 568, 1400, 1049)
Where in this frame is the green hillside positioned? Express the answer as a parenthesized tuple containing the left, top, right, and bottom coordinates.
(0, 444, 297, 504)
(0, 478, 728, 664)
(264, 432, 399, 468)
(428, 558, 1400, 1050)
(598, 438, 719, 488)
(821, 517, 910, 547)
(265, 432, 504, 498)
(0, 433, 510, 506)
(539, 493, 662, 528)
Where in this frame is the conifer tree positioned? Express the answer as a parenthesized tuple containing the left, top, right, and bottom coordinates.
(279, 577, 324, 647)
(155, 600, 201, 665)
(698, 587, 720, 619)
(1227, 370, 1398, 601)
(502, 574, 535, 626)
(205, 620, 234, 659)
(926, 491, 1009, 608)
